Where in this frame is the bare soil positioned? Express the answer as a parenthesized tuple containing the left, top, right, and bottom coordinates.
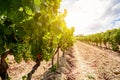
(7, 56, 51, 80)
(6, 41, 120, 80)
(73, 41, 120, 80)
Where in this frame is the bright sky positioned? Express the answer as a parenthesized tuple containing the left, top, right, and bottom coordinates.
(59, 0, 120, 35)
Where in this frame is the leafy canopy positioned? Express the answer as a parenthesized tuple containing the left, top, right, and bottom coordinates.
(0, 0, 75, 62)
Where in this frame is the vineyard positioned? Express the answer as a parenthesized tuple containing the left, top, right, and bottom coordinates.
(0, 0, 120, 80)
(0, 0, 74, 80)
(78, 28, 120, 51)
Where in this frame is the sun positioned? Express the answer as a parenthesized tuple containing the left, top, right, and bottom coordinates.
(61, 0, 105, 35)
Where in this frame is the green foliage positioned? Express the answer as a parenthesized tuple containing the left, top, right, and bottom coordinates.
(87, 74, 95, 80)
(50, 64, 57, 72)
(0, 0, 74, 64)
(13, 43, 31, 63)
(78, 28, 120, 51)
(8, 77, 12, 80)
(58, 13, 75, 52)
(5, 57, 9, 64)
(22, 75, 27, 80)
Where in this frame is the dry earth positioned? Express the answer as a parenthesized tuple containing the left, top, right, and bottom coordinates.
(5, 41, 120, 80)
(74, 41, 120, 80)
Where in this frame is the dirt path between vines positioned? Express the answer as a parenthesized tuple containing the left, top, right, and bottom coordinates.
(68, 42, 99, 80)
(6, 41, 120, 80)
(72, 41, 120, 80)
